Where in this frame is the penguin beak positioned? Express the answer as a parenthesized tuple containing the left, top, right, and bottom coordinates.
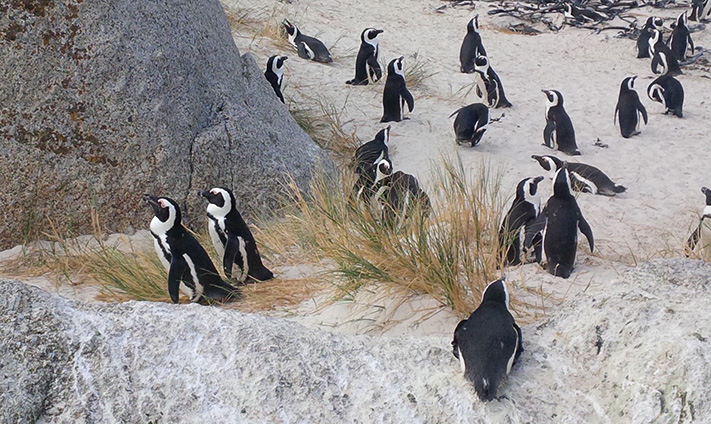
(143, 194, 163, 214)
(533, 176, 545, 184)
(198, 190, 210, 199)
(702, 187, 710, 196)
(281, 56, 288, 61)
(375, 29, 384, 34)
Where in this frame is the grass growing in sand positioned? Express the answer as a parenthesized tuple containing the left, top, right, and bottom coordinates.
(258, 155, 538, 318)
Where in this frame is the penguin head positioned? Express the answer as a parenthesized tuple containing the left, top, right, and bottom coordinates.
(362, 28, 384, 46)
(542, 90, 563, 108)
(552, 166, 574, 198)
(531, 155, 562, 177)
(517, 176, 544, 206)
(474, 55, 490, 74)
(645, 16, 663, 30)
(282, 19, 299, 38)
(388, 56, 405, 78)
(199, 187, 235, 218)
(702, 187, 711, 206)
(621, 76, 637, 92)
(481, 278, 510, 310)
(374, 125, 391, 147)
(562, 3, 574, 18)
(466, 15, 480, 33)
(267, 55, 288, 76)
(374, 159, 392, 184)
(143, 194, 181, 232)
(647, 83, 665, 105)
(676, 11, 687, 27)
(649, 28, 661, 46)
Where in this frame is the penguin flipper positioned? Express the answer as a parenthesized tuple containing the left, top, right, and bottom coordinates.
(223, 234, 245, 281)
(651, 54, 661, 74)
(543, 120, 555, 148)
(578, 215, 595, 252)
(639, 102, 648, 124)
(367, 55, 382, 82)
(523, 214, 546, 250)
(614, 105, 619, 126)
(513, 322, 524, 365)
(402, 88, 415, 113)
(167, 256, 187, 303)
(297, 42, 313, 60)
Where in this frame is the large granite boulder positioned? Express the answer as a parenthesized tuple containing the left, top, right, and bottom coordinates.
(0, 0, 325, 248)
(2, 258, 711, 422)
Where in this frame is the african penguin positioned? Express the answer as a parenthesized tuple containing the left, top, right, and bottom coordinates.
(532, 154, 626, 196)
(352, 126, 391, 199)
(563, 3, 608, 24)
(381, 57, 414, 123)
(648, 27, 666, 57)
(264, 55, 288, 103)
(637, 17, 663, 58)
(541, 167, 594, 278)
(452, 278, 523, 402)
(650, 30, 682, 76)
(143, 194, 240, 303)
(372, 159, 430, 226)
(459, 15, 487, 73)
(474, 55, 512, 108)
(498, 176, 545, 266)
(690, 0, 711, 22)
(199, 187, 274, 283)
(542, 90, 581, 156)
(615, 76, 648, 139)
(686, 187, 711, 261)
(647, 75, 684, 118)
(668, 12, 694, 62)
(282, 19, 333, 63)
(346, 28, 384, 85)
(450, 103, 489, 147)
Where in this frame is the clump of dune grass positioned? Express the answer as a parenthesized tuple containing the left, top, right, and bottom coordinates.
(249, 7, 293, 51)
(404, 56, 438, 89)
(258, 154, 543, 318)
(223, 4, 261, 32)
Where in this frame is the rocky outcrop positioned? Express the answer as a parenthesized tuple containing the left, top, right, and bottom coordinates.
(2, 258, 711, 423)
(0, 0, 326, 248)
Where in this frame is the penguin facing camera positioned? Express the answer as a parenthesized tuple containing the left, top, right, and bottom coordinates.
(264, 55, 288, 103)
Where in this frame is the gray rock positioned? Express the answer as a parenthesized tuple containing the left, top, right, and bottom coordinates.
(0, 0, 326, 248)
(2, 258, 711, 423)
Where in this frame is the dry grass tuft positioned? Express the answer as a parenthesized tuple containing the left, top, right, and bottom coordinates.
(405, 57, 438, 89)
(223, 4, 262, 32)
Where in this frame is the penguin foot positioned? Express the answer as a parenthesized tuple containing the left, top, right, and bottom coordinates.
(346, 79, 368, 86)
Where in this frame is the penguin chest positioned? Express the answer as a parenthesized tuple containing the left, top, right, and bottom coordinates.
(151, 231, 171, 271)
(208, 218, 227, 258)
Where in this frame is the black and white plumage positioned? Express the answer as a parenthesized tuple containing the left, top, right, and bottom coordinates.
(473, 55, 512, 108)
(452, 279, 523, 402)
(615, 76, 648, 139)
(499, 176, 544, 266)
(532, 154, 626, 196)
(542, 90, 580, 156)
(380, 57, 414, 123)
(450, 103, 489, 147)
(372, 159, 430, 225)
(264, 55, 288, 103)
(649, 30, 682, 76)
(352, 126, 391, 199)
(690, 0, 711, 22)
(637, 17, 664, 59)
(282, 19, 333, 63)
(686, 187, 711, 261)
(541, 167, 594, 279)
(144, 194, 239, 303)
(562, 3, 608, 24)
(346, 28, 384, 85)
(668, 12, 695, 62)
(199, 187, 274, 283)
(647, 75, 684, 118)
(459, 15, 487, 74)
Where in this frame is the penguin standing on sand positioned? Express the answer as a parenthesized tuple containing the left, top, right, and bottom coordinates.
(282, 20, 333, 63)
(691, 0, 711, 22)
(346, 28, 384, 85)
(459, 15, 487, 73)
(637, 16, 663, 58)
(199, 187, 274, 283)
(352, 126, 391, 199)
(647, 75, 684, 118)
(531, 155, 626, 196)
(499, 176, 545, 266)
(686, 187, 711, 261)
(649, 30, 682, 76)
(381, 57, 414, 123)
(264, 55, 288, 103)
(452, 278, 523, 402)
(450, 103, 489, 147)
(541, 167, 594, 279)
(542, 90, 580, 155)
(143, 195, 240, 303)
(474, 55, 513, 108)
(668, 12, 695, 62)
(615, 76, 648, 139)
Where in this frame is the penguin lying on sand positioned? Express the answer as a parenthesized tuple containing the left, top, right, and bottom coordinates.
(532, 154, 626, 196)
(282, 19, 333, 63)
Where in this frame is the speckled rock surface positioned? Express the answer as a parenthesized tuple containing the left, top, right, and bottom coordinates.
(2, 258, 711, 423)
(0, 0, 325, 248)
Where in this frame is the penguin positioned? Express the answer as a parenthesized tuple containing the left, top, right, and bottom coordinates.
(264, 55, 288, 103)
(449, 103, 489, 147)
(690, 0, 711, 22)
(451, 278, 523, 402)
(352, 126, 391, 199)
(647, 75, 684, 118)
(473, 55, 513, 108)
(346, 28, 384, 85)
(199, 187, 274, 283)
(541, 167, 594, 278)
(380, 57, 414, 123)
(686, 187, 711, 261)
(637, 17, 663, 58)
(372, 159, 430, 226)
(614, 76, 648, 139)
(542, 90, 580, 156)
(143, 194, 240, 303)
(650, 30, 682, 76)
(282, 19, 333, 63)
(667, 12, 694, 62)
(531, 154, 626, 196)
(562, 3, 608, 24)
(459, 15, 487, 73)
(498, 176, 545, 266)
